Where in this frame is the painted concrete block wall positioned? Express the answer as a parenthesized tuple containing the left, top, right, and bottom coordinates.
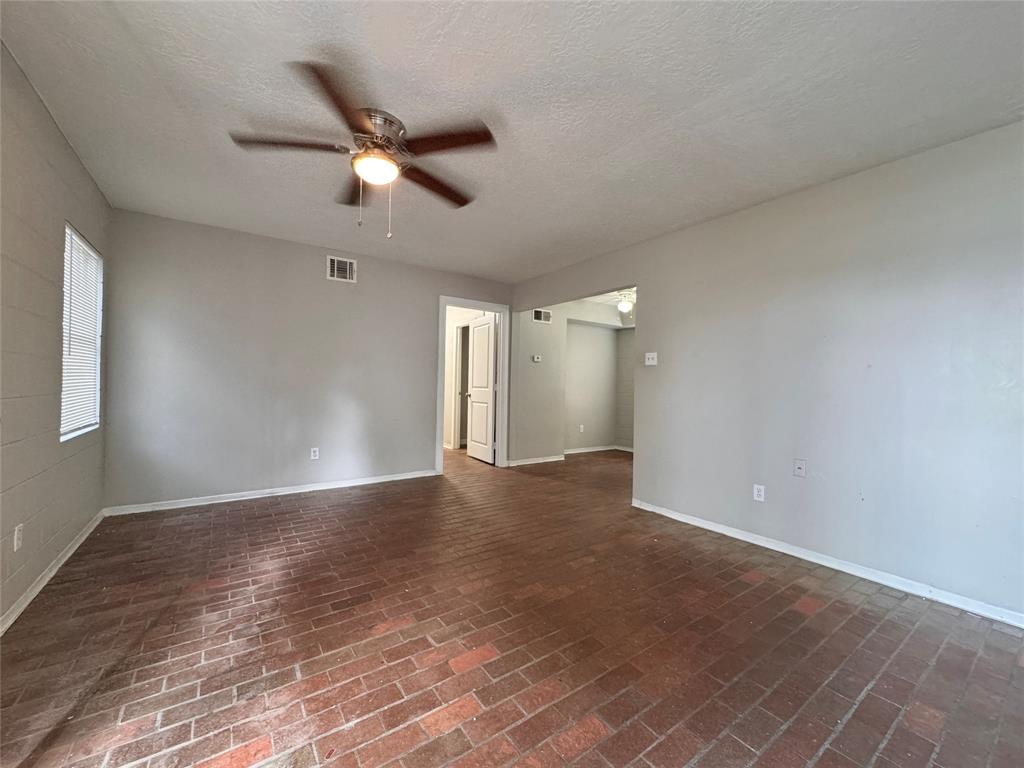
(1, 46, 111, 621)
(103, 211, 510, 507)
(513, 123, 1024, 617)
(615, 328, 635, 449)
(564, 322, 617, 450)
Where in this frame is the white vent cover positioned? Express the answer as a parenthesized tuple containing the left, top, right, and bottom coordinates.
(532, 309, 552, 323)
(327, 256, 357, 283)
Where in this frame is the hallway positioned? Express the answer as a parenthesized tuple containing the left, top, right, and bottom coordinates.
(2, 451, 1020, 768)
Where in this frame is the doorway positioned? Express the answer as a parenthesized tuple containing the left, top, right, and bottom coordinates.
(456, 325, 470, 451)
(506, 286, 636, 485)
(561, 287, 636, 457)
(436, 297, 510, 473)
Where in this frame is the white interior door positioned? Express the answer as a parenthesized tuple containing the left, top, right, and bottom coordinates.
(466, 314, 496, 464)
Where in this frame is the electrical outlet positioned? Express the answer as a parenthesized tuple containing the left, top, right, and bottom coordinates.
(13, 524, 23, 552)
(579, 424, 585, 433)
(310, 447, 319, 460)
(753, 484, 765, 502)
(793, 459, 807, 477)
(644, 352, 658, 366)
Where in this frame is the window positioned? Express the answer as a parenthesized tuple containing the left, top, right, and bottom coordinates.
(60, 224, 103, 441)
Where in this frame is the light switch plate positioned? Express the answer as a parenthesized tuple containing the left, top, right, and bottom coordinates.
(793, 459, 807, 477)
(644, 352, 658, 366)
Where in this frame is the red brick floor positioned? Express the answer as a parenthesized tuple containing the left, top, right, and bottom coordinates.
(2, 450, 1022, 768)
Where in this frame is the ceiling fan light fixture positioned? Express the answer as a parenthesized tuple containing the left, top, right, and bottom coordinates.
(352, 149, 399, 185)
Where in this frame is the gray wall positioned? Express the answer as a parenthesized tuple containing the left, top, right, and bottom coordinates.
(513, 123, 1024, 615)
(615, 328, 635, 449)
(510, 308, 565, 460)
(564, 322, 617, 450)
(1, 46, 111, 619)
(104, 211, 509, 506)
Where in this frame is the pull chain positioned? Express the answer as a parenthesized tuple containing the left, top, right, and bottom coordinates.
(357, 178, 363, 227)
(386, 182, 393, 239)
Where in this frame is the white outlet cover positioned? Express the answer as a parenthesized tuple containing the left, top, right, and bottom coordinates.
(644, 352, 658, 366)
(793, 459, 807, 477)
(579, 424, 585, 432)
(310, 447, 319, 460)
(532, 354, 542, 363)
(753, 484, 765, 502)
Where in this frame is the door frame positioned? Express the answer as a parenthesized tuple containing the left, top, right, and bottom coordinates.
(451, 322, 471, 449)
(436, 296, 510, 471)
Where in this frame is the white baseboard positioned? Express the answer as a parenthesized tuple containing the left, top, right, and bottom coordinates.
(509, 448, 632, 464)
(632, 499, 1024, 629)
(614, 445, 634, 453)
(0, 509, 105, 635)
(507, 455, 564, 467)
(103, 470, 440, 517)
(564, 446, 634, 454)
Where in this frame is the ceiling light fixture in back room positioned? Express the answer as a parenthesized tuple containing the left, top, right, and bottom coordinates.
(230, 60, 497, 238)
(617, 289, 636, 314)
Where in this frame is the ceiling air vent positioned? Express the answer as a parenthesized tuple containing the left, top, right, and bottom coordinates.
(532, 309, 552, 324)
(326, 256, 356, 283)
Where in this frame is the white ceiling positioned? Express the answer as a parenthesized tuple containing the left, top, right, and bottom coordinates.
(2, 2, 1020, 283)
(584, 288, 636, 307)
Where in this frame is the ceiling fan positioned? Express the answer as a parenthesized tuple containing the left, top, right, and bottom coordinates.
(230, 61, 495, 236)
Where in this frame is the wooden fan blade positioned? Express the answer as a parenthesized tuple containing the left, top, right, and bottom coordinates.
(292, 61, 372, 136)
(336, 176, 371, 206)
(403, 165, 472, 207)
(404, 124, 495, 156)
(231, 133, 348, 153)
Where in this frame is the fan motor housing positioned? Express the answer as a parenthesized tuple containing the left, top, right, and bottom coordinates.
(357, 108, 408, 156)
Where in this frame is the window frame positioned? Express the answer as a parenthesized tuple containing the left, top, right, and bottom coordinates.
(59, 222, 104, 442)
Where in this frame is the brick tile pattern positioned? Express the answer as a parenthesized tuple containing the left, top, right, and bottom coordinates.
(2, 450, 1022, 768)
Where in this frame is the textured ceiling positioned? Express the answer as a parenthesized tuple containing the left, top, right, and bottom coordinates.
(2, 2, 1021, 283)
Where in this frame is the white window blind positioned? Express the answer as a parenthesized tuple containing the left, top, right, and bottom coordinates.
(60, 224, 103, 440)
